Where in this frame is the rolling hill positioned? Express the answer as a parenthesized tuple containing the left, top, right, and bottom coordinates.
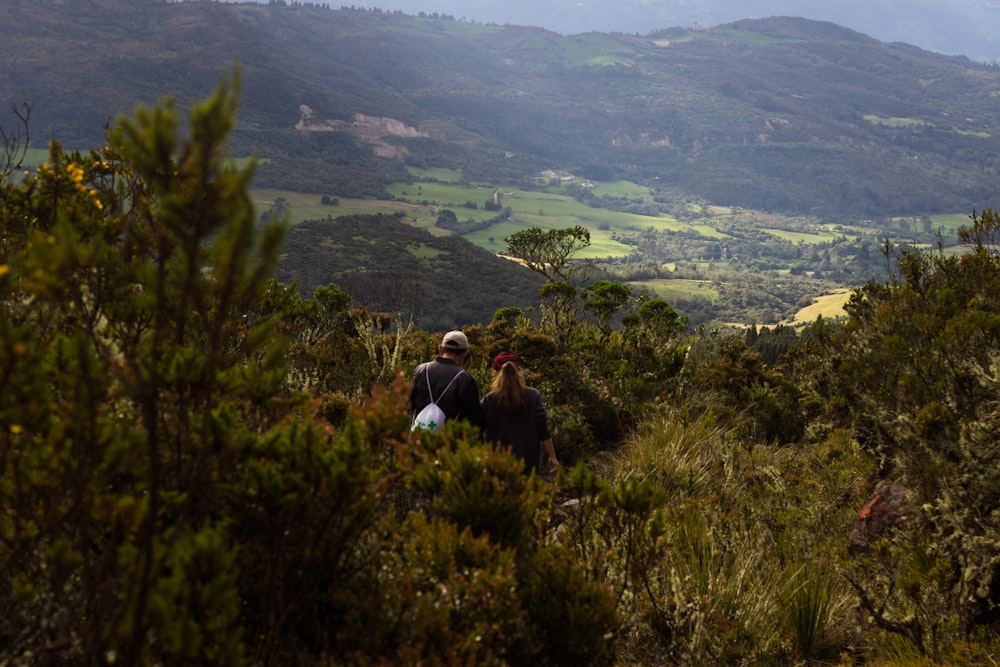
(274, 214, 546, 331)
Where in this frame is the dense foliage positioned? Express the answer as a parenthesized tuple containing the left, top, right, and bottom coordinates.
(798, 214, 1000, 659)
(2, 79, 999, 666)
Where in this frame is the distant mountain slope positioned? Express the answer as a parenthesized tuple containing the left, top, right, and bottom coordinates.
(3, 0, 1000, 218)
(274, 215, 545, 332)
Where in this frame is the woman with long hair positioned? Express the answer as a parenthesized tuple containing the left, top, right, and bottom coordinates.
(481, 352, 559, 476)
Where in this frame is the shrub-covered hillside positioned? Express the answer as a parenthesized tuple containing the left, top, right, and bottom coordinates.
(1, 79, 998, 665)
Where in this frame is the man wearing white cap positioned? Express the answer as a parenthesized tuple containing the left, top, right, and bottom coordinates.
(409, 330, 487, 434)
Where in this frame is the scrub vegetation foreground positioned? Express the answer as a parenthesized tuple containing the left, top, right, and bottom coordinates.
(1, 77, 999, 666)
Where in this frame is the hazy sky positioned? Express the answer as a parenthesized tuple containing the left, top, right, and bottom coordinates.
(236, 0, 1000, 61)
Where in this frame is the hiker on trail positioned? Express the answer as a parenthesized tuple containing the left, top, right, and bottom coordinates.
(409, 330, 487, 434)
(481, 352, 559, 477)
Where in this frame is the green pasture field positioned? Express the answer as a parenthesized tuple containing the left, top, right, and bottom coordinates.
(504, 190, 684, 231)
(501, 32, 642, 68)
(389, 181, 496, 207)
(580, 54, 635, 66)
(930, 212, 975, 234)
(252, 178, 968, 263)
(955, 127, 991, 138)
(501, 33, 567, 66)
(406, 243, 449, 260)
(405, 166, 463, 183)
(249, 188, 434, 227)
(254, 180, 728, 257)
(464, 221, 635, 258)
(863, 115, 932, 129)
(822, 222, 881, 235)
(586, 180, 653, 198)
(761, 228, 847, 244)
(251, 189, 336, 224)
(653, 33, 696, 48)
(385, 181, 707, 256)
(629, 278, 719, 304)
(561, 34, 642, 65)
(688, 223, 729, 239)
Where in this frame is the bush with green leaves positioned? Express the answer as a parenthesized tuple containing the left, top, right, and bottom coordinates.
(803, 212, 1000, 660)
(0, 71, 291, 665)
(675, 332, 805, 445)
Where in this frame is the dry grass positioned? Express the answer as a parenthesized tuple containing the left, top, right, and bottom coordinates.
(788, 288, 853, 324)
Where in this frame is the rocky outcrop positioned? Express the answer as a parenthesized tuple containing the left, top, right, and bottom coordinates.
(848, 480, 907, 554)
(294, 107, 429, 158)
(351, 113, 425, 138)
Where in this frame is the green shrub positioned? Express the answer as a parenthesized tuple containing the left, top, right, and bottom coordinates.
(548, 403, 601, 465)
(339, 512, 528, 666)
(412, 435, 551, 553)
(807, 218, 1000, 658)
(522, 544, 620, 666)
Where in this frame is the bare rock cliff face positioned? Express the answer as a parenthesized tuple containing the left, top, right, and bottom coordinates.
(293, 107, 427, 158)
(352, 113, 425, 138)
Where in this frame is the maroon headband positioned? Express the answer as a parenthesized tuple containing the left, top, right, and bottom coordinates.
(491, 351, 519, 371)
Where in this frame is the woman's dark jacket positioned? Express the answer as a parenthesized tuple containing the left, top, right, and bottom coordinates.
(481, 387, 551, 474)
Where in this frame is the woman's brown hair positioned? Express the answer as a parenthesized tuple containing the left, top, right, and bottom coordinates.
(491, 361, 525, 415)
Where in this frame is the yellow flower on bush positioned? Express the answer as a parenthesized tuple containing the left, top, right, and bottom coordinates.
(67, 163, 85, 184)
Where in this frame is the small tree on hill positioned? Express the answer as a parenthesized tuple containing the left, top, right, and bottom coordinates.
(505, 224, 592, 284)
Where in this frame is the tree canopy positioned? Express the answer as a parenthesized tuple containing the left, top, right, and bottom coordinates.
(504, 225, 592, 284)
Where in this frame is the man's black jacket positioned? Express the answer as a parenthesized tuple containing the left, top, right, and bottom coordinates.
(410, 357, 487, 432)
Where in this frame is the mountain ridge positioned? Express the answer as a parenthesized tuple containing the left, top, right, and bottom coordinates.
(3, 1, 999, 219)
(316, 0, 1000, 63)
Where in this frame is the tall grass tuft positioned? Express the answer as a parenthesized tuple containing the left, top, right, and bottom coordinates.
(782, 559, 847, 661)
(657, 501, 783, 663)
(609, 410, 788, 662)
(612, 410, 728, 501)
(608, 410, 872, 663)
